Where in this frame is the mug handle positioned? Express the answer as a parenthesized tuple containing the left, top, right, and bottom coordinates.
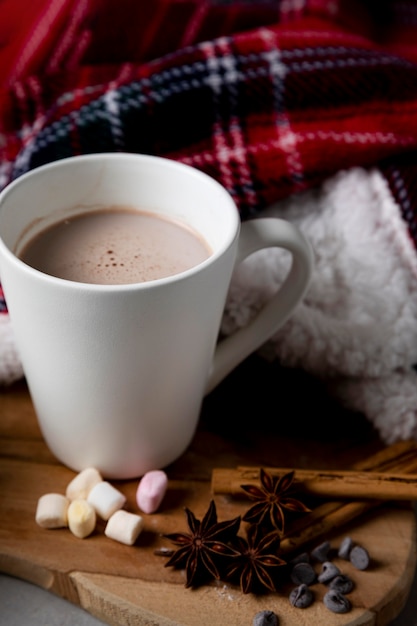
(205, 218, 314, 393)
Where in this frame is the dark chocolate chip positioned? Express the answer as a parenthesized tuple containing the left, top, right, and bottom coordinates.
(289, 551, 310, 566)
(290, 562, 317, 585)
(289, 584, 314, 608)
(350, 545, 370, 570)
(338, 536, 354, 560)
(323, 590, 352, 613)
(317, 561, 341, 583)
(311, 540, 331, 562)
(253, 610, 279, 626)
(329, 574, 354, 594)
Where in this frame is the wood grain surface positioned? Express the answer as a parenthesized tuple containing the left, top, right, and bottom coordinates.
(1, 356, 416, 626)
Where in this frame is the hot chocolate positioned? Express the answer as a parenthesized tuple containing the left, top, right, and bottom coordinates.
(19, 206, 212, 285)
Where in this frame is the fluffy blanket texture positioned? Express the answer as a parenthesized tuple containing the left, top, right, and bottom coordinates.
(1, 0, 417, 443)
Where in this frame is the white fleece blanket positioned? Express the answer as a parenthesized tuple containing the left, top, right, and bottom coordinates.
(221, 167, 417, 443)
(2, 167, 417, 443)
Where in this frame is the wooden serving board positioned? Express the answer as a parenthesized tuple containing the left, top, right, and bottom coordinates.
(1, 356, 416, 626)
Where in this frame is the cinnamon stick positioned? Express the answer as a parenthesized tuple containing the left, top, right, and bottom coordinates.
(211, 440, 417, 557)
(212, 467, 417, 500)
(280, 441, 417, 555)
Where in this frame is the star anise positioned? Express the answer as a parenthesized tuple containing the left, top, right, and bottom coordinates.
(163, 500, 241, 588)
(226, 523, 286, 594)
(241, 469, 311, 533)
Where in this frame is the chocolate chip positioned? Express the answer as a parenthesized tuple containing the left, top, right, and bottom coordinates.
(329, 574, 354, 594)
(311, 540, 331, 562)
(350, 545, 370, 570)
(317, 561, 341, 583)
(290, 562, 317, 585)
(253, 610, 279, 626)
(338, 536, 354, 560)
(289, 584, 314, 608)
(289, 551, 310, 566)
(323, 590, 352, 613)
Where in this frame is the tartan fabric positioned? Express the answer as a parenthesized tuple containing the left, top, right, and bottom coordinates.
(0, 1, 417, 322)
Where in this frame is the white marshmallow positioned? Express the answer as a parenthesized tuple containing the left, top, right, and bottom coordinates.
(105, 510, 144, 545)
(136, 470, 168, 514)
(66, 467, 103, 501)
(87, 481, 126, 520)
(68, 499, 96, 539)
(35, 493, 69, 529)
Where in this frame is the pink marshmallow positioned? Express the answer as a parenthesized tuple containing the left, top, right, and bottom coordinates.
(136, 470, 168, 514)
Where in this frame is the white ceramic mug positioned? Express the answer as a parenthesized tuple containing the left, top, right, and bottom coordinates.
(0, 153, 313, 478)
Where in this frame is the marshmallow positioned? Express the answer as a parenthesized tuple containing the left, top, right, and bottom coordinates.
(87, 481, 126, 520)
(66, 467, 103, 501)
(68, 499, 96, 539)
(35, 493, 69, 529)
(136, 470, 168, 514)
(105, 510, 144, 545)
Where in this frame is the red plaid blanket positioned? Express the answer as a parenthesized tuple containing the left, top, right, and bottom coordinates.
(1, 1, 417, 219)
(2, 0, 417, 442)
